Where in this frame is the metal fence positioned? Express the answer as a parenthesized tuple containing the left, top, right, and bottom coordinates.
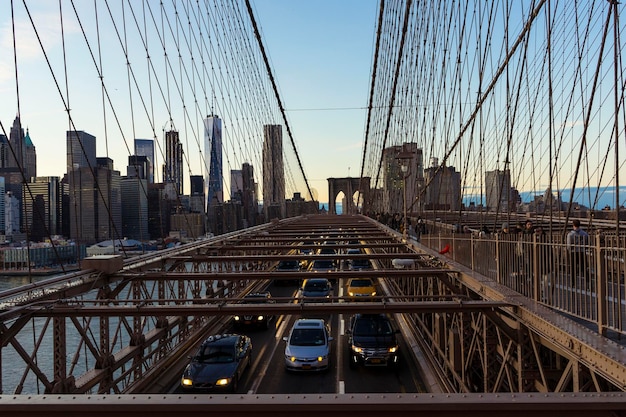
(419, 227, 626, 336)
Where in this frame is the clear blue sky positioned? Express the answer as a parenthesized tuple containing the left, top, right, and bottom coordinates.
(0, 1, 379, 203)
(251, 0, 378, 201)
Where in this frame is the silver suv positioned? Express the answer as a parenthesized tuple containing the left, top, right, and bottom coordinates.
(283, 318, 333, 372)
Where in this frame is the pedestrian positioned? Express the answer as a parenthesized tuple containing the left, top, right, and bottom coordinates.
(497, 222, 516, 283)
(534, 226, 554, 303)
(566, 219, 590, 287)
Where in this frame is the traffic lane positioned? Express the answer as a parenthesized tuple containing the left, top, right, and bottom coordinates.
(172, 282, 297, 395)
(338, 328, 426, 393)
(255, 282, 339, 394)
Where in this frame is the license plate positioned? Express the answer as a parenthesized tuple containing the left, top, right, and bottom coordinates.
(370, 358, 381, 364)
(302, 364, 311, 370)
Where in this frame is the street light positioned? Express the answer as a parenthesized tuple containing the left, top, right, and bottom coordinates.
(396, 150, 413, 241)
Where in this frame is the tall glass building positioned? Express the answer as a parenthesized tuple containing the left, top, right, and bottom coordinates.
(134, 138, 155, 183)
(204, 115, 223, 210)
(262, 125, 285, 219)
(66, 130, 96, 172)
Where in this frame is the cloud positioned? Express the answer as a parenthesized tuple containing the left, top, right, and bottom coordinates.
(0, 6, 79, 86)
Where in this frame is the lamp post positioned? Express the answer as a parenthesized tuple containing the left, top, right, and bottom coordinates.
(401, 163, 408, 240)
(397, 150, 413, 241)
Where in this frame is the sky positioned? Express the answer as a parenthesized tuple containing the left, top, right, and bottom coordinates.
(249, 1, 379, 201)
(0, 0, 379, 204)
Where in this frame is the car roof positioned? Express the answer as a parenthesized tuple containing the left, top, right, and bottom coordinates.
(293, 318, 325, 328)
(305, 277, 330, 284)
(354, 313, 388, 320)
(201, 334, 240, 346)
(348, 277, 374, 284)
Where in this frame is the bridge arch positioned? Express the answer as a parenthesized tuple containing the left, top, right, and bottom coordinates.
(327, 177, 370, 215)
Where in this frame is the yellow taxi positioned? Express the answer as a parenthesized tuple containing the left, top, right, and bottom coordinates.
(346, 278, 377, 301)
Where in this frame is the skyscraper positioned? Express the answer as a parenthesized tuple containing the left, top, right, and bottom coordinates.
(423, 158, 461, 211)
(204, 115, 223, 209)
(262, 125, 285, 219)
(163, 130, 183, 197)
(241, 162, 257, 227)
(121, 176, 148, 241)
(189, 175, 205, 214)
(486, 169, 512, 212)
(8, 117, 36, 180)
(134, 138, 155, 183)
(22, 176, 61, 242)
(0, 134, 9, 168)
(230, 170, 243, 202)
(66, 130, 96, 172)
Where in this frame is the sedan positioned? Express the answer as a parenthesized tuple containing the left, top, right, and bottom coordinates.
(346, 277, 377, 300)
(283, 318, 333, 372)
(299, 278, 333, 302)
(233, 291, 275, 330)
(181, 334, 252, 392)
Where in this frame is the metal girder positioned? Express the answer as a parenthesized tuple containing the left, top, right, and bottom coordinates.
(402, 249, 626, 392)
(126, 268, 454, 281)
(0, 393, 625, 416)
(22, 300, 509, 317)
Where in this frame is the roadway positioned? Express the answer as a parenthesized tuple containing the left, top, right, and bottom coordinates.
(172, 277, 427, 395)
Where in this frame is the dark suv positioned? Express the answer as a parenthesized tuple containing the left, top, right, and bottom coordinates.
(346, 314, 399, 368)
(233, 291, 275, 330)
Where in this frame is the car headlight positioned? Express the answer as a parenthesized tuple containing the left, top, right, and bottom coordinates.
(348, 291, 354, 297)
(317, 356, 325, 362)
(181, 377, 193, 387)
(288, 356, 297, 362)
(216, 378, 231, 386)
(388, 346, 398, 353)
(257, 315, 265, 321)
(371, 291, 377, 296)
(234, 316, 240, 321)
(352, 346, 363, 353)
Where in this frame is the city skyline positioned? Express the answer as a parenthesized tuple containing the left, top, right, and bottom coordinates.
(0, 1, 377, 204)
(0, 1, 624, 210)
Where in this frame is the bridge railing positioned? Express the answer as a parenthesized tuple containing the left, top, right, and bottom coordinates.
(419, 228, 626, 336)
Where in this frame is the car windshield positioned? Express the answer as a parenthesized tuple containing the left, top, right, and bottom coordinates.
(351, 259, 371, 267)
(289, 328, 326, 346)
(353, 319, 393, 336)
(195, 345, 236, 363)
(313, 260, 334, 268)
(350, 279, 373, 288)
(304, 280, 329, 291)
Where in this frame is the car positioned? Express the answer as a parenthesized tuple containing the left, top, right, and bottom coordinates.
(349, 258, 373, 271)
(310, 259, 337, 272)
(276, 259, 301, 272)
(275, 259, 302, 285)
(346, 248, 373, 270)
(233, 292, 275, 329)
(300, 240, 315, 255)
(346, 277, 377, 300)
(181, 334, 252, 392)
(283, 318, 333, 372)
(299, 278, 333, 302)
(346, 314, 399, 369)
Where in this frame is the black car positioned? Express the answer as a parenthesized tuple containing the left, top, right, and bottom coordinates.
(181, 334, 252, 392)
(346, 314, 399, 368)
(275, 260, 302, 285)
(233, 291, 275, 329)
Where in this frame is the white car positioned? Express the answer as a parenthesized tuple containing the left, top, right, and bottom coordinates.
(283, 318, 333, 372)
